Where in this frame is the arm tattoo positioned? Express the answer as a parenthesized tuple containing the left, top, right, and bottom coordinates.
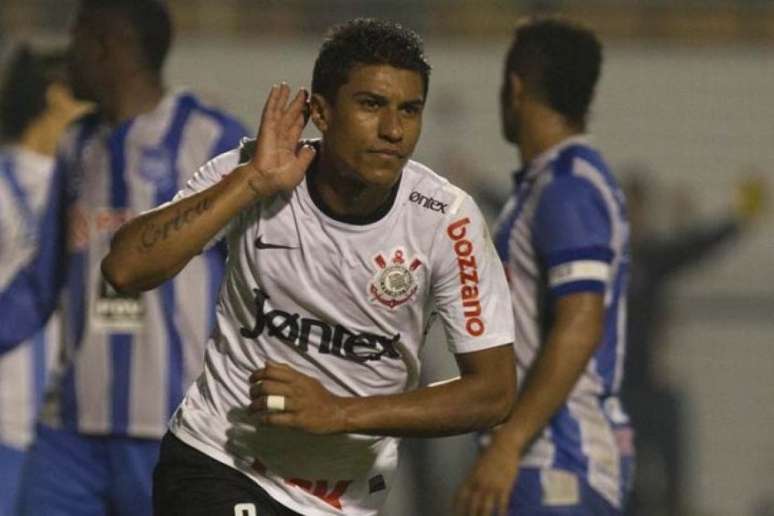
(136, 196, 212, 253)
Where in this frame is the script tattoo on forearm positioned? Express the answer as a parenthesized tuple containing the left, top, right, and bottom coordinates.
(136, 196, 212, 253)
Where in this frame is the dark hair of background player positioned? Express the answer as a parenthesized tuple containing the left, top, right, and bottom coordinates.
(505, 17, 602, 130)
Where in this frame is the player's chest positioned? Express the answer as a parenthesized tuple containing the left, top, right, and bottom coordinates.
(242, 203, 432, 316)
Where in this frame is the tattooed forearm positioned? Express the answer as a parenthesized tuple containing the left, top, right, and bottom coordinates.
(136, 196, 212, 253)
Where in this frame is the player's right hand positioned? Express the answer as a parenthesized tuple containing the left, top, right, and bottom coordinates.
(238, 83, 316, 199)
(248, 361, 347, 435)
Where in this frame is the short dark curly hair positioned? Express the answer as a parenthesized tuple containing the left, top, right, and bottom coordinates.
(505, 17, 602, 129)
(312, 18, 431, 102)
(0, 46, 68, 142)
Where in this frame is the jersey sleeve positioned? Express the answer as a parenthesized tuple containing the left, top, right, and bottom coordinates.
(430, 194, 515, 355)
(0, 160, 67, 352)
(533, 175, 613, 298)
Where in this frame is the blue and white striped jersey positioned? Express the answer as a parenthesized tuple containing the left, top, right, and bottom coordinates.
(0, 146, 62, 449)
(493, 136, 633, 508)
(31, 92, 248, 438)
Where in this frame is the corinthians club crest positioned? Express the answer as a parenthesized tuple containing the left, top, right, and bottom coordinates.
(369, 248, 424, 310)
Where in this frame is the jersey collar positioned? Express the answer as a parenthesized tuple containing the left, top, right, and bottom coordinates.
(524, 134, 593, 180)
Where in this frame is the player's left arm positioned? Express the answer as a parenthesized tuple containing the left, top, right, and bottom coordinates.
(455, 292, 603, 516)
(249, 343, 515, 437)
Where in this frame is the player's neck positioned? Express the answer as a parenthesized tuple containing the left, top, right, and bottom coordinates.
(518, 105, 581, 164)
(102, 74, 165, 125)
(314, 150, 398, 220)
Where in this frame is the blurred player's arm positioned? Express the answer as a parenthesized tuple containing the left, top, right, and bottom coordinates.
(490, 292, 603, 450)
(0, 163, 68, 352)
(102, 84, 315, 293)
(650, 177, 767, 278)
(250, 343, 516, 437)
(455, 292, 603, 515)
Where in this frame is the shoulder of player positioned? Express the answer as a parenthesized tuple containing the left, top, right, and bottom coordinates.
(5, 147, 54, 184)
(203, 146, 243, 177)
(540, 145, 615, 202)
(400, 159, 472, 219)
(169, 92, 248, 135)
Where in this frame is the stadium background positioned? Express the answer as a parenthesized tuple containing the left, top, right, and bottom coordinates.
(2, 1, 772, 514)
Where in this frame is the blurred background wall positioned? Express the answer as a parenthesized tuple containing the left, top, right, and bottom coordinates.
(2, 1, 772, 515)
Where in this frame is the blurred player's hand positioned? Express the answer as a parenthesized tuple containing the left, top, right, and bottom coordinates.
(248, 361, 346, 434)
(454, 433, 521, 516)
(239, 83, 316, 199)
(734, 175, 767, 222)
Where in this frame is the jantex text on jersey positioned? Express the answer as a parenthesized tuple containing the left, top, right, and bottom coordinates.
(240, 286, 403, 363)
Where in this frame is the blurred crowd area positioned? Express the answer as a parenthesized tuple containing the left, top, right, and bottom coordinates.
(3, 0, 774, 43)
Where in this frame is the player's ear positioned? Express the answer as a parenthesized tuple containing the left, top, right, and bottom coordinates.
(508, 72, 524, 101)
(309, 93, 330, 133)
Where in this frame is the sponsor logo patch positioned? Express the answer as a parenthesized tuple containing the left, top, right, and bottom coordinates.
(368, 248, 423, 310)
(409, 190, 448, 213)
(254, 235, 297, 250)
(240, 286, 402, 363)
(68, 204, 134, 251)
(447, 217, 485, 337)
(92, 277, 145, 331)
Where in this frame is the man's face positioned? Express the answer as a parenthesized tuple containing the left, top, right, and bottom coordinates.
(316, 64, 425, 189)
(68, 11, 105, 102)
(500, 71, 520, 145)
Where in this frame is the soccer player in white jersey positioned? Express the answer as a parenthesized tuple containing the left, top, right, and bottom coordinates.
(103, 18, 517, 516)
(1, 1, 248, 515)
(456, 18, 634, 516)
(0, 46, 88, 516)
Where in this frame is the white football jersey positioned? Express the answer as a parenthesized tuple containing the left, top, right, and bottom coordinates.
(169, 142, 515, 515)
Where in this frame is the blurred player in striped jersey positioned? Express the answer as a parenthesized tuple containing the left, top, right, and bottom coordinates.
(0, 1, 248, 514)
(103, 18, 517, 516)
(456, 18, 633, 516)
(0, 45, 88, 516)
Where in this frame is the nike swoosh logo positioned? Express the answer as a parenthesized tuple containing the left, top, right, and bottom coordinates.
(254, 235, 297, 250)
